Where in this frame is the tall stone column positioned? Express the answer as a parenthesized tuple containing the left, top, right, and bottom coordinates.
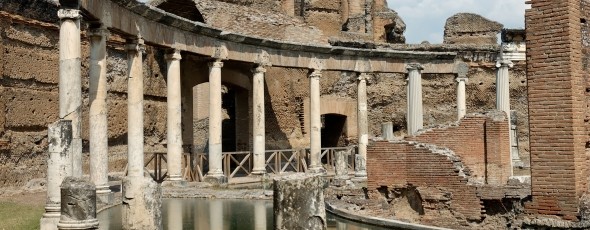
(406, 64, 424, 136)
(496, 60, 521, 168)
(88, 25, 112, 204)
(57, 0, 82, 178)
(456, 77, 468, 120)
(165, 50, 183, 182)
(455, 62, 469, 120)
(122, 38, 162, 230)
(308, 69, 323, 173)
(355, 73, 369, 178)
(205, 60, 227, 184)
(251, 65, 267, 175)
(496, 60, 513, 121)
(40, 121, 72, 230)
(126, 38, 145, 178)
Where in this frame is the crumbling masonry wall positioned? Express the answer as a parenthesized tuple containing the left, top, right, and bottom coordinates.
(406, 112, 511, 185)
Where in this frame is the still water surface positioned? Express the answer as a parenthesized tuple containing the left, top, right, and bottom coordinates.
(97, 198, 391, 230)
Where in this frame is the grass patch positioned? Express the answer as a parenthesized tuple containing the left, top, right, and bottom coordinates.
(0, 201, 44, 230)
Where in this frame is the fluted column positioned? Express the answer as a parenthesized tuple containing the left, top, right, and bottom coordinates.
(126, 38, 145, 178)
(308, 69, 323, 173)
(406, 64, 424, 136)
(57, 1, 82, 178)
(456, 77, 468, 120)
(205, 60, 227, 184)
(496, 60, 521, 169)
(496, 60, 513, 121)
(88, 25, 111, 202)
(251, 66, 267, 175)
(166, 50, 183, 181)
(355, 73, 370, 178)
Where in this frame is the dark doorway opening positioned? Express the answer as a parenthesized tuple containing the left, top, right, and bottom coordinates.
(222, 88, 236, 152)
(321, 114, 347, 148)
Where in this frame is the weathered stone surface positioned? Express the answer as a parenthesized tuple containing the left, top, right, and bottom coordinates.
(274, 173, 326, 230)
(122, 176, 162, 230)
(381, 122, 394, 140)
(334, 150, 349, 180)
(59, 177, 96, 222)
(2, 88, 58, 128)
(57, 177, 99, 230)
(2, 42, 59, 83)
(443, 13, 503, 45)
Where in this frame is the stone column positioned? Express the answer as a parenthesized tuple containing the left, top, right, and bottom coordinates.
(40, 120, 72, 230)
(88, 25, 112, 204)
(455, 62, 469, 120)
(456, 77, 468, 120)
(406, 64, 424, 136)
(251, 65, 267, 175)
(166, 50, 183, 182)
(205, 60, 227, 184)
(57, 0, 82, 178)
(274, 173, 327, 230)
(308, 70, 323, 173)
(57, 177, 99, 230)
(126, 38, 145, 178)
(381, 122, 394, 141)
(496, 60, 521, 168)
(355, 73, 369, 178)
(334, 150, 350, 184)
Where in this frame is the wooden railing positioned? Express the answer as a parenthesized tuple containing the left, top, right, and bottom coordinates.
(184, 145, 357, 182)
(124, 152, 169, 183)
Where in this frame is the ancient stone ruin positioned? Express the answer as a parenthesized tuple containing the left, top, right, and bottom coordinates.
(0, 0, 588, 229)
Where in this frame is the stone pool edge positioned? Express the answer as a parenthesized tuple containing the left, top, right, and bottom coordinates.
(325, 202, 453, 230)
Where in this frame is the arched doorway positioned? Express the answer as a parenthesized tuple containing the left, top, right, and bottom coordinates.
(321, 113, 348, 147)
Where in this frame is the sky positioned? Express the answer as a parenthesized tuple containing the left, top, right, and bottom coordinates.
(386, 0, 529, 44)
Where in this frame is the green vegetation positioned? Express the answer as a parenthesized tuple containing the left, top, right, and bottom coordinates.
(0, 202, 44, 230)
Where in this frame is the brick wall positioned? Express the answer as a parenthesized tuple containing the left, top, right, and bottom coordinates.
(406, 112, 511, 185)
(366, 141, 483, 225)
(525, 0, 588, 220)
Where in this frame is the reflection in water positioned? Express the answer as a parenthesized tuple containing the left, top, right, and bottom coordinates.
(97, 198, 391, 230)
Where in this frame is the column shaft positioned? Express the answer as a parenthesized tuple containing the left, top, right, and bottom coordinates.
(166, 50, 183, 181)
(88, 27, 110, 194)
(406, 64, 424, 135)
(126, 39, 145, 178)
(355, 73, 369, 178)
(58, 8, 82, 177)
(309, 70, 322, 172)
(456, 78, 467, 120)
(252, 66, 266, 175)
(207, 60, 224, 177)
(496, 61, 512, 120)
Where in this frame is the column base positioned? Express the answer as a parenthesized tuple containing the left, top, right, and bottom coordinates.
(354, 170, 367, 179)
(307, 167, 326, 174)
(251, 168, 267, 176)
(204, 174, 227, 185)
(40, 212, 60, 230)
(96, 185, 113, 205)
(57, 219, 99, 230)
(512, 159, 525, 168)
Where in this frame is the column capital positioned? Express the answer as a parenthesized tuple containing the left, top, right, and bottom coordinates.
(209, 60, 224, 69)
(456, 77, 468, 83)
(309, 69, 322, 78)
(406, 63, 424, 71)
(125, 38, 145, 54)
(357, 73, 372, 81)
(87, 26, 110, 39)
(496, 59, 514, 68)
(252, 65, 267, 74)
(165, 49, 182, 61)
(57, 9, 81, 20)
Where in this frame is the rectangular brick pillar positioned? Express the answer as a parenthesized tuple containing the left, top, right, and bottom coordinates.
(484, 114, 511, 185)
(525, 0, 588, 220)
